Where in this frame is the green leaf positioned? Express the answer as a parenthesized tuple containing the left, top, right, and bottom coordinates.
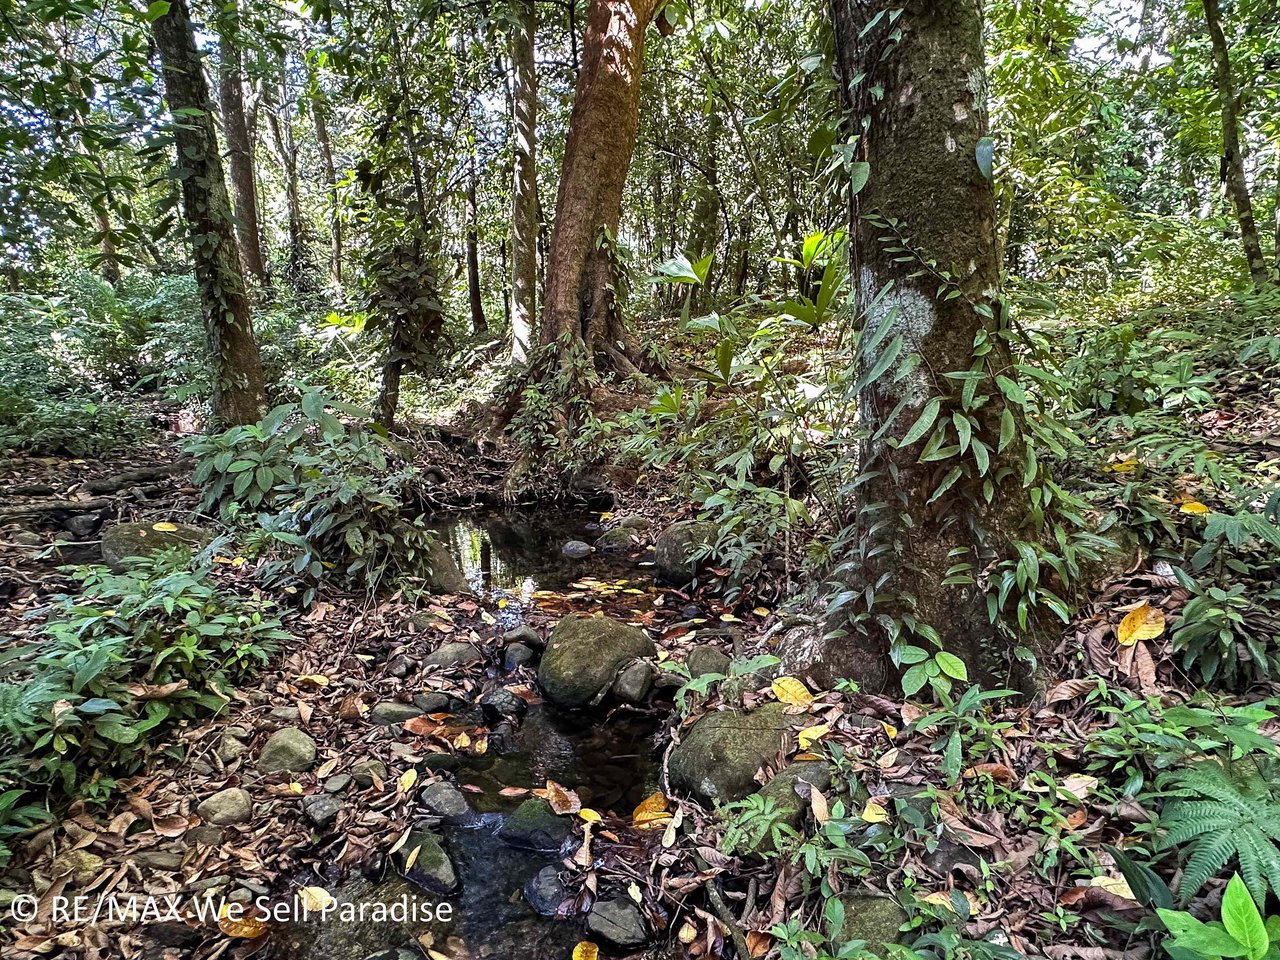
(1158, 909, 1249, 958)
(144, 0, 171, 20)
(899, 398, 941, 448)
(1223, 875, 1268, 960)
(935, 652, 968, 681)
(998, 407, 1016, 453)
(850, 162, 871, 195)
(976, 137, 995, 180)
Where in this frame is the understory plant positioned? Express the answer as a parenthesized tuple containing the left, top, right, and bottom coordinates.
(0, 552, 287, 797)
(187, 392, 436, 600)
(1158, 874, 1280, 960)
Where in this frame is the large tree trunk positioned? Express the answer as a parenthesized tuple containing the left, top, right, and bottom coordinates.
(539, 0, 659, 375)
(510, 0, 538, 361)
(217, 1, 268, 285)
(153, 0, 266, 427)
(466, 156, 488, 334)
(783, 0, 1035, 692)
(1202, 0, 1269, 288)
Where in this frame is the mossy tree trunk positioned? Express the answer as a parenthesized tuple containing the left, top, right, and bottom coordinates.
(814, 0, 1035, 688)
(153, 0, 267, 427)
(216, 0, 268, 285)
(538, 0, 660, 376)
(510, 0, 538, 362)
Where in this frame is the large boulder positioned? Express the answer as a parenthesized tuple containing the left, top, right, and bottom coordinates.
(101, 521, 209, 572)
(422, 540, 471, 595)
(652, 520, 719, 585)
(538, 614, 655, 709)
(666, 704, 794, 805)
(778, 621, 892, 693)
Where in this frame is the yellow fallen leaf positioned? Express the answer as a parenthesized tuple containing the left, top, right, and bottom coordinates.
(398, 769, 417, 792)
(810, 787, 830, 825)
(1118, 602, 1165, 646)
(632, 790, 670, 828)
(217, 904, 268, 939)
(771, 676, 814, 706)
(299, 886, 334, 912)
(453, 731, 471, 749)
(152, 522, 178, 532)
(861, 797, 890, 823)
(287, 782, 304, 795)
(877, 747, 900, 769)
(573, 942, 599, 960)
(881, 721, 898, 740)
(1179, 500, 1210, 515)
(797, 724, 829, 749)
(1089, 875, 1135, 900)
(1103, 459, 1138, 474)
(752, 607, 771, 617)
(579, 808, 602, 823)
(296, 674, 329, 687)
(1060, 773, 1098, 802)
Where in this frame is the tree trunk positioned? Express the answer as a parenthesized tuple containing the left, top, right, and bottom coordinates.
(309, 58, 343, 286)
(153, 0, 266, 427)
(466, 155, 488, 334)
(217, 1, 268, 284)
(510, 0, 538, 361)
(538, 0, 659, 375)
(785, 0, 1035, 692)
(1202, 0, 1269, 288)
(265, 74, 306, 289)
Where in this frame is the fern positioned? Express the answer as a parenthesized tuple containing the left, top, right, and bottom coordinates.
(1158, 758, 1280, 905)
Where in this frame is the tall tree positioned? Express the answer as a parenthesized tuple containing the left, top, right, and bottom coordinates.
(466, 153, 487, 334)
(216, 0, 268, 284)
(538, 0, 660, 375)
(1202, 0, 1269, 288)
(153, 0, 266, 426)
(509, 0, 538, 361)
(307, 55, 343, 285)
(786, 0, 1035, 690)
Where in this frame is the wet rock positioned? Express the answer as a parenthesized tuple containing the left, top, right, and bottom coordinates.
(538, 614, 656, 709)
(667, 703, 794, 805)
(351, 760, 387, 786)
(53, 849, 105, 886)
(363, 950, 419, 960)
(386, 656, 414, 679)
(216, 734, 247, 764)
(755, 761, 834, 852)
(838, 896, 909, 955)
(64, 513, 103, 539)
(595, 527, 636, 552)
(680, 604, 703, 619)
(101, 521, 210, 572)
(302, 794, 342, 830)
(420, 782, 470, 823)
(502, 643, 535, 671)
(197, 787, 253, 826)
(619, 516, 651, 530)
(611, 661, 655, 704)
(479, 687, 527, 722)
(561, 540, 592, 560)
(370, 701, 425, 725)
(324, 774, 351, 793)
(585, 897, 648, 949)
(524, 865, 569, 917)
(778, 620, 892, 693)
(412, 691, 456, 713)
(258, 728, 317, 773)
(418, 754, 461, 774)
(496, 798, 573, 852)
(653, 519, 719, 585)
(687, 644, 731, 678)
(422, 540, 471, 595)
(504, 624, 544, 650)
(422, 641, 485, 669)
(393, 830, 458, 894)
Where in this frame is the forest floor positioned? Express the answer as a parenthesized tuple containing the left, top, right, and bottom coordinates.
(3, 316, 1280, 960)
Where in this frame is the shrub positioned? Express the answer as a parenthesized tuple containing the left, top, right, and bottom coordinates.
(186, 393, 435, 601)
(0, 552, 287, 796)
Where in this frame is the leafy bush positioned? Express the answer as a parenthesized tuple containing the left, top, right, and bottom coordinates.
(187, 393, 435, 601)
(0, 552, 287, 796)
(0, 787, 49, 870)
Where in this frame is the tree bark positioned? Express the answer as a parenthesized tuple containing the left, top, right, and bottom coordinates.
(309, 57, 343, 286)
(265, 69, 306, 289)
(510, 0, 538, 361)
(153, 0, 266, 427)
(786, 0, 1035, 692)
(1202, 0, 1269, 288)
(216, 0, 268, 284)
(466, 155, 488, 334)
(538, 0, 659, 374)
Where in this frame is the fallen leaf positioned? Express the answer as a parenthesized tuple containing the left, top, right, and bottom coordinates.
(534, 779, 581, 815)
(1117, 603, 1165, 646)
(296, 674, 329, 687)
(217, 905, 268, 939)
(632, 791, 671, 829)
(151, 522, 178, 532)
(1179, 500, 1210, 515)
(299, 886, 335, 912)
(398, 769, 418, 792)
(579, 808, 602, 823)
(771, 676, 814, 706)
(797, 724, 829, 749)
(860, 798, 890, 823)
(572, 942, 599, 960)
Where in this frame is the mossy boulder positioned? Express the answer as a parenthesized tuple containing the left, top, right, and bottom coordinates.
(101, 521, 209, 572)
(838, 896, 909, 956)
(538, 614, 655, 709)
(393, 830, 458, 894)
(595, 527, 638, 552)
(666, 703, 794, 805)
(257, 728, 318, 774)
(422, 541, 471, 595)
(652, 520, 719, 585)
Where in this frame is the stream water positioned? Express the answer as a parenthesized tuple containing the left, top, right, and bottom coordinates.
(270, 512, 666, 960)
